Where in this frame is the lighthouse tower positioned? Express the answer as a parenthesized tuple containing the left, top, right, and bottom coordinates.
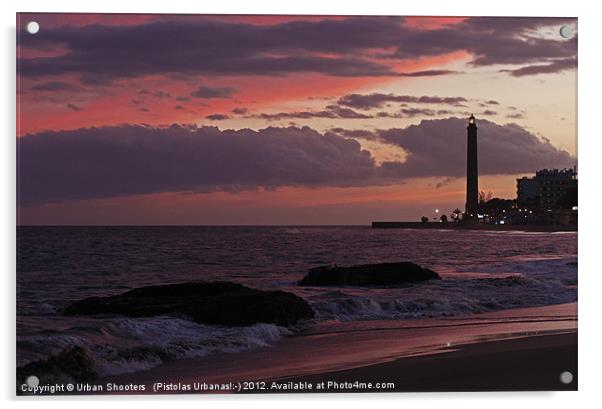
(465, 115, 479, 218)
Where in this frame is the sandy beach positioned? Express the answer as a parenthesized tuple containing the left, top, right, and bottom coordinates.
(97, 302, 577, 394)
(277, 332, 577, 392)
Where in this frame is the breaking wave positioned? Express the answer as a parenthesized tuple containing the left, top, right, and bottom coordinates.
(17, 316, 291, 380)
(309, 257, 577, 321)
(17, 227, 577, 382)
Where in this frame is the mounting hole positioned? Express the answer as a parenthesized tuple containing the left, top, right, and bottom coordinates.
(559, 25, 574, 39)
(25, 375, 39, 388)
(26, 21, 40, 35)
(559, 371, 573, 384)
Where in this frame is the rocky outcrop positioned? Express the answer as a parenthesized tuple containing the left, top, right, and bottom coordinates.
(17, 346, 98, 386)
(298, 262, 440, 286)
(65, 281, 314, 327)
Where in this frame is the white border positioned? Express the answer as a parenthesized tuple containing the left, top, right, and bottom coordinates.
(3, 1, 600, 407)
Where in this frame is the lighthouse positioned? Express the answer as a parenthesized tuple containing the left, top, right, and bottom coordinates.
(465, 115, 478, 218)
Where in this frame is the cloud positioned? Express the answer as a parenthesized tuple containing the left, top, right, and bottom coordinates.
(398, 69, 461, 77)
(435, 177, 456, 189)
(190, 86, 236, 99)
(152, 90, 171, 99)
(206, 114, 231, 120)
(501, 57, 577, 77)
(372, 117, 574, 178)
(375, 108, 455, 118)
(249, 106, 372, 121)
(337, 93, 468, 110)
(376, 111, 403, 118)
(17, 18, 398, 81)
(18, 125, 376, 206)
(324, 105, 373, 119)
(19, 118, 574, 206)
(231, 107, 248, 115)
(401, 108, 455, 117)
(506, 112, 526, 119)
(462, 18, 576, 67)
(328, 128, 377, 139)
(247, 97, 472, 121)
(253, 111, 338, 121)
(31, 81, 83, 92)
(17, 17, 576, 83)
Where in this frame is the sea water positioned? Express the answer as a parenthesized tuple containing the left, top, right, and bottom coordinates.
(17, 226, 577, 377)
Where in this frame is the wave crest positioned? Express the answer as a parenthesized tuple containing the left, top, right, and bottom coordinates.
(17, 316, 291, 379)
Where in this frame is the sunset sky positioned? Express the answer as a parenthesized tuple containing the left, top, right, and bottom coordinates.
(17, 13, 577, 225)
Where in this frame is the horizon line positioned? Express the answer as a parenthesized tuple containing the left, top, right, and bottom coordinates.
(16, 224, 380, 227)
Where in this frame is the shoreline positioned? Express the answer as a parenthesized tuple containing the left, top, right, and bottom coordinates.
(371, 222, 577, 232)
(270, 332, 577, 392)
(91, 302, 577, 394)
(17, 224, 577, 231)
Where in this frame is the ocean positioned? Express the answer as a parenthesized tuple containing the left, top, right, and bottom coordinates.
(17, 226, 577, 378)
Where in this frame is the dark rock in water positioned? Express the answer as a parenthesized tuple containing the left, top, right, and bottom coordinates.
(17, 346, 98, 385)
(65, 281, 314, 327)
(298, 262, 440, 286)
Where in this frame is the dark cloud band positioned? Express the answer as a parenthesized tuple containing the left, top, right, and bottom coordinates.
(18, 118, 574, 206)
(18, 16, 576, 83)
(337, 93, 469, 110)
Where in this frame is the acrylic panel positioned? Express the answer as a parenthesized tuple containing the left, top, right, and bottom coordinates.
(16, 13, 578, 395)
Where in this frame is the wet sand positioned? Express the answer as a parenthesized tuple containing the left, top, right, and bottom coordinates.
(98, 302, 577, 393)
(274, 332, 577, 392)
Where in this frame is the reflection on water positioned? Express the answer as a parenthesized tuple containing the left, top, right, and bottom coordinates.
(17, 226, 577, 376)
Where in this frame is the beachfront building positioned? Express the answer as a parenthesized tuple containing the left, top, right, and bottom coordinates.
(516, 168, 577, 210)
(516, 177, 539, 207)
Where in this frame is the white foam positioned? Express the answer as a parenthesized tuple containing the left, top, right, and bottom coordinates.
(18, 317, 291, 376)
(309, 257, 577, 321)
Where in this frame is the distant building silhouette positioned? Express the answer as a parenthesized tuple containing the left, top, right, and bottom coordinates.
(517, 168, 577, 210)
(465, 115, 478, 218)
(516, 177, 539, 207)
